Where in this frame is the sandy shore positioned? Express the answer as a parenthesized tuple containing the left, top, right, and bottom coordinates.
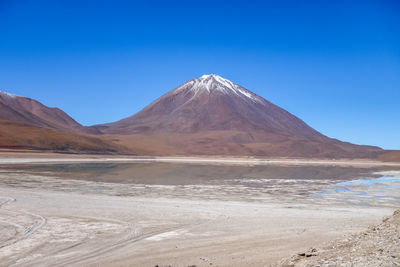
(0, 152, 399, 167)
(0, 186, 394, 266)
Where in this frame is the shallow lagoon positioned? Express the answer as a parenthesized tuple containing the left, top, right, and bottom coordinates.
(1, 163, 399, 207)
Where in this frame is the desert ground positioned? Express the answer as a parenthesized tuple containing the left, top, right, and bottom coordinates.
(0, 153, 399, 266)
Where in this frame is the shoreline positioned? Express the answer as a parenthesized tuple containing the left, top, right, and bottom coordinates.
(0, 152, 399, 167)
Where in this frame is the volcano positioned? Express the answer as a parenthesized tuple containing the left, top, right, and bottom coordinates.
(100, 74, 322, 137)
(97, 74, 382, 158)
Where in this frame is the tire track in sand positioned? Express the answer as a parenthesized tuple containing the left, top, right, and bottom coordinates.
(51, 224, 186, 267)
(49, 212, 219, 266)
(0, 196, 47, 249)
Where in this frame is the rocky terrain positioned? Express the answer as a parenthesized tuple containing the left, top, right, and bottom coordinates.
(276, 209, 400, 266)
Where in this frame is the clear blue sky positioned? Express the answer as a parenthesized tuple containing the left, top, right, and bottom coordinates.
(0, 0, 399, 149)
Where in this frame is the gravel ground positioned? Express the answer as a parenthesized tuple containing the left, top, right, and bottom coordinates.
(275, 209, 400, 266)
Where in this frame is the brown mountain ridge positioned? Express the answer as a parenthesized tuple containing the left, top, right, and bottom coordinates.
(0, 91, 99, 134)
(0, 75, 397, 159)
(0, 91, 123, 153)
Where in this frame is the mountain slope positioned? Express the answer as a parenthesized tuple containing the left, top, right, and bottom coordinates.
(0, 91, 99, 134)
(0, 119, 126, 153)
(100, 74, 322, 138)
(97, 74, 383, 158)
(0, 91, 126, 153)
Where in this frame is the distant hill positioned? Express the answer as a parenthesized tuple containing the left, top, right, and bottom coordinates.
(0, 119, 126, 154)
(379, 151, 400, 162)
(0, 91, 99, 134)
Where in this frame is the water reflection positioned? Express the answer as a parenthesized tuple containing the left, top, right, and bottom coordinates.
(0, 163, 399, 207)
(310, 175, 400, 207)
(0, 163, 382, 185)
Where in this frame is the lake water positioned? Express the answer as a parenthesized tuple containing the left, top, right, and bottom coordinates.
(0, 162, 399, 208)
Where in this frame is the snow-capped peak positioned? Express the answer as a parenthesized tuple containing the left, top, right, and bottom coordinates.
(0, 90, 19, 98)
(180, 74, 263, 103)
(198, 74, 236, 89)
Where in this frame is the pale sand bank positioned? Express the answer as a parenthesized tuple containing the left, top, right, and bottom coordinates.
(0, 186, 394, 267)
(0, 152, 399, 167)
